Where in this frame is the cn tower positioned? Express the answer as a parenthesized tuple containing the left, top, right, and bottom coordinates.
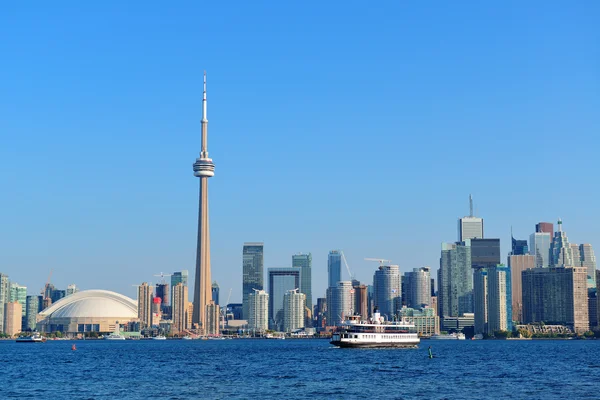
(192, 71, 215, 332)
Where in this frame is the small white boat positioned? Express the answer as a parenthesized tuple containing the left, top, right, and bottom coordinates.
(152, 335, 167, 340)
(16, 333, 47, 343)
(429, 332, 466, 340)
(104, 323, 126, 340)
(181, 335, 193, 340)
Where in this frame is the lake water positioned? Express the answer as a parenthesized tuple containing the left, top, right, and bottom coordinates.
(1, 339, 599, 399)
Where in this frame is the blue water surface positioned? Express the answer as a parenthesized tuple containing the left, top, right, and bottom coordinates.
(1, 339, 599, 399)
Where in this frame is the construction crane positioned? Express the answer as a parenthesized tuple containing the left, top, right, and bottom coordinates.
(221, 288, 233, 330)
(364, 258, 391, 267)
(153, 272, 172, 284)
(340, 251, 355, 281)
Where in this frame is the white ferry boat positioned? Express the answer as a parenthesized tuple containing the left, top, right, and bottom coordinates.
(104, 323, 126, 340)
(429, 332, 466, 340)
(16, 333, 47, 343)
(330, 310, 420, 348)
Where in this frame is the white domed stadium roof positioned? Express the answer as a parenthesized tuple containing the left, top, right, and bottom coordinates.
(40, 290, 138, 319)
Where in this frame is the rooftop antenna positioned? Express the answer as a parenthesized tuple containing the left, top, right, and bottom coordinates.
(469, 194, 474, 217)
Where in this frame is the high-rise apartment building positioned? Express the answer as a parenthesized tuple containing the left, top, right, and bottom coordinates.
(328, 250, 342, 288)
(326, 281, 353, 327)
(404, 267, 431, 309)
(458, 195, 483, 242)
(508, 254, 535, 323)
(242, 242, 264, 320)
(267, 268, 301, 330)
(292, 253, 312, 314)
(155, 283, 169, 307)
(248, 289, 269, 332)
(530, 232, 552, 268)
(205, 302, 220, 336)
(172, 283, 188, 334)
(536, 222, 554, 235)
(9, 283, 27, 322)
(3, 302, 22, 336)
(522, 267, 589, 333)
(192, 73, 216, 333)
(473, 268, 488, 335)
(580, 244, 597, 287)
(352, 283, 368, 320)
(487, 264, 512, 333)
(550, 219, 574, 267)
(0, 274, 9, 333)
(373, 265, 401, 320)
(438, 242, 473, 319)
(25, 295, 41, 331)
(137, 283, 153, 329)
(211, 281, 219, 305)
(283, 289, 305, 332)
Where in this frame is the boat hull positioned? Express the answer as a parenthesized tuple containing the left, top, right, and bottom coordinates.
(330, 340, 418, 348)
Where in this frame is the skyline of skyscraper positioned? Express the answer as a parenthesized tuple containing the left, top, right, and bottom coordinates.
(283, 289, 305, 333)
(292, 253, 313, 316)
(404, 267, 431, 309)
(507, 254, 535, 323)
(530, 232, 552, 268)
(242, 242, 264, 320)
(373, 264, 401, 320)
(137, 282, 152, 329)
(0, 273, 9, 333)
(438, 242, 473, 319)
(327, 250, 342, 289)
(248, 289, 269, 333)
(326, 281, 353, 327)
(486, 264, 512, 334)
(550, 219, 574, 267)
(473, 267, 488, 335)
(172, 282, 188, 334)
(267, 267, 301, 331)
(458, 195, 483, 242)
(536, 222, 554, 236)
(580, 244, 597, 287)
(192, 72, 216, 333)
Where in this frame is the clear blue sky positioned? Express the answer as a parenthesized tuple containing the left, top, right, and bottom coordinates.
(1, 2, 598, 302)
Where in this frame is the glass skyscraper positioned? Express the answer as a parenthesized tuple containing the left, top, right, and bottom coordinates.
(373, 265, 401, 320)
(530, 232, 552, 268)
(404, 267, 430, 309)
(326, 281, 353, 327)
(267, 267, 300, 331)
(550, 219, 574, 267)
(242, 243, 264, 320)
(438, 242, 473, 319)
(327, 250, 342, 288)
(292, 253, 312, 314)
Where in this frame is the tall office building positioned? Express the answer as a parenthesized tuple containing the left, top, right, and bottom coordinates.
(473, 268, 488, 335)
(326, 281, 353, 327)
(9, 283, 27, 321)
(353, 283, 368, 320)
(328, 250, 342, 288)
(315, 297, 327, 328)
(283, 289, 306, 332)
(172, 283, 188, 333)
(580, 244, 597, 287)
(404, 267, 431, 309)
(248, 289, 269, 332)
(550, 219, 574, 267)
(242, 242, 264, 320)
(25, 295, 41, 331)
(192, 72, 216, 333)
(171, 270, 189, 287)
(507, 254, 535, 323)
(487, 265, 512, 333)
(570, 244, 582, 266)
(373, 265, 401, 319)
(470, 238, 501, 269)
(530, 232, 552, 268)
(458, 195, 483, 242)
(438, 242, 473, 319)
(536, 222, 554, 236)
(155, 283, 170, 307)
(205, 302, 220, 336)
(0, 273, 9, 333)
(211, 282, 220, 305)
(511, 235, 528, 255)
(267, 268, 301, 330)
(522, 267, 589, 333)
(3, 302, 22, 336)
(292, 253, 312, 313)
(137, 282, 153, 329)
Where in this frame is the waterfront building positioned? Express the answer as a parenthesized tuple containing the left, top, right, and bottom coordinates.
(550, 219, 574, 267)
(0, 273, 9, 333)
(373, 265, 401, 320)
(283, 289, 305, 332)
(172, 283, 188, 334)
(487, 264, 512, 333)
(25, 295, 41, 331)
(404, 267, 431, 309)
(212, 281, 219, 305)
(441, 313, 475, 332)
(507, 254, 535, 323)
(589, 289, 598, 330)
(186, 302, 193, 330)
(352, 283, 368, 320)
(328, 250, 342, 288)
(473, 268, 488, 335)
(242, 242, 264, 320)
(530, 232, 552, 268)
(248, 289, 269, 332)
(37, 290, 139, 334)
(4, 302, 22, 336)
(458, 195, 483, 242)
(438, 242, 473, 319)
(138, 283, 153, 329)
(9, 283, 27, 322)
(580, 244, 597, 287)
(522, 267, 589, 333)
(536, 222, 554, 236)
(326, 281, 353, 327)
(192, 72, 216, 333)
(205, 302, 220, 336)
(292, 253, 313, 314)
(399, 307, 440, 337)
(267, 268, 301, 330)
